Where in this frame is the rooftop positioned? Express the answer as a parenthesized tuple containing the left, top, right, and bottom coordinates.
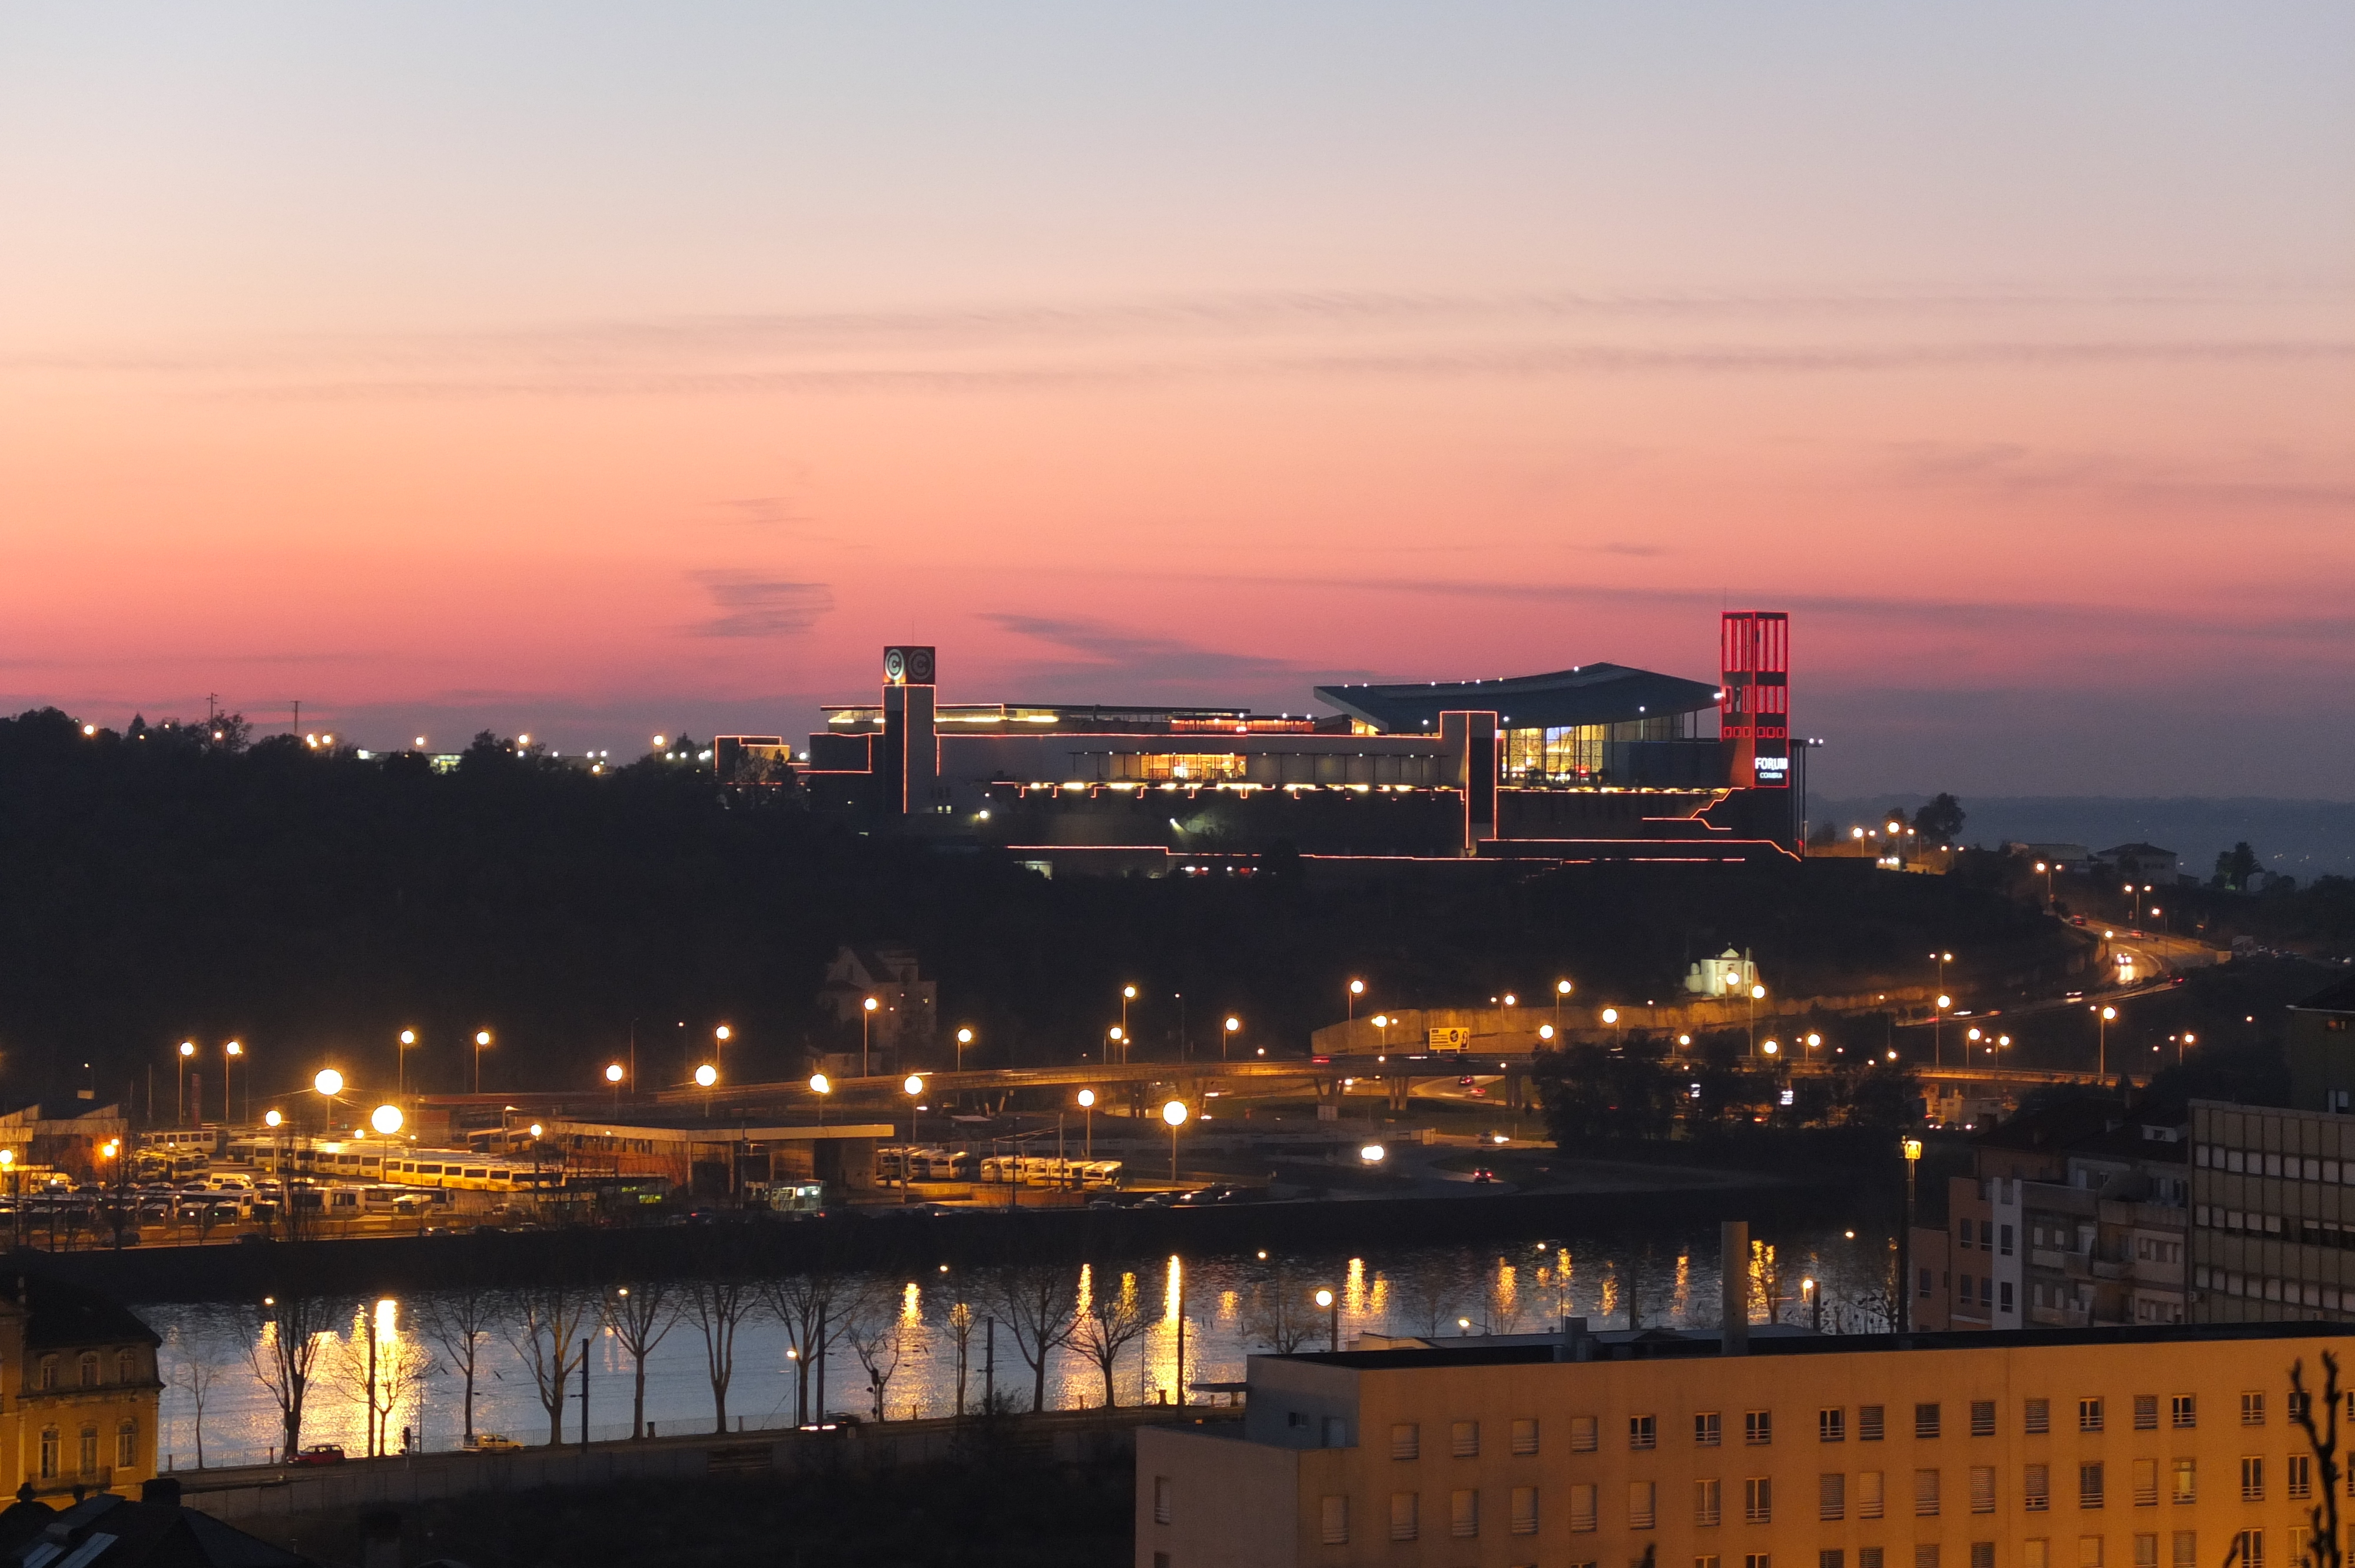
(2292, 972, 2355, 1015)
(1314, 663, 1723, 735)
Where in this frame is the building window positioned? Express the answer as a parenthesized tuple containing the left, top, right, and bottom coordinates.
(2170, 1533, 2195, 1568)
(1746, 1411, 1773, 1446)
(1700, 1559, 1722, 1568)
(1391, 1491, 1420, 1542)
(1630, 1415, 1656, 1451)
(2171, 1459, 2194, 1503)
(2133, 1534, 2158, 1568)
(1455, 1420, 1481, 1458)
(1973, 1466, 1998, 1514)
(1511, 1418, 1538, 1456)
(2241, 1394, 2266, 1427)
(1972, 1401, 1996, 1437)
(2081, 1537, 2105, 1568)
(1511, 1486, 1538, 1536)
(2027, 1466, 2051, 1511)
(2170, 1396, 2195, 1430)
(1860, 1405, 1886, 1442)
(2080, 1399, 2105, 1434)
(1744, 1478, 1772, 1523)
(1860, 1470, 1885, 1520)
(1918, 1469, 1942, 1516)
(1630, 1481, 1656, 1530)
(2240, 1458, 2264, 1502)
(2132, 1459, 2157, 1506)
(1918, 1547, 1941, 1568)
(2026, 1399, 2050, 1434)
(1820, 1473, 1846, 1520)
(1571, 1483, 1597, 1533)
(78, 1354, 98, 1389)
(38, 1430, 57, 1480)
(2001, 1224, 2015, 1255)
(1696, 1413, 1723, 1448)
(1452, 1489, 1480, 1539)
(1392, 1423, 1421, 1460)
(1319, 1495, 1348, 1545)
(1920, 1268, 1933, 1297)
(1973, 1544, 1996, 1568)
(1745, 1556, 1772, 1568)
(2081, 1464, 2105, 1509)
(1823, 1553, 1846, 1568)
(2025, 1543, 2049, 1568)
(1572, 1416, 1598, 1453)
(38, 1356, 57, 1391)
(1153, 1476, 1172, 1525)
(2130, 1396, 2156, 1431)
(2233, 1531, 2261, 1568)
(115, 1350, 135, 1383)
(1696, 1478, 1723, 1527)
(1863, 1552, 1886, 1568)
(2289, 1455, 2312, 1501)
(78, 1428, 97, 1476)
(1822, 1408, 1846, 1443)
(2001, 1282, 2015, 1314)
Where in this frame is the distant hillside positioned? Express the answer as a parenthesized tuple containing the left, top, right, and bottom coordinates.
(1812, 796, 2355, 881)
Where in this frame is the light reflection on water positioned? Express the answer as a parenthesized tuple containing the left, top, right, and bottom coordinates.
(147, 1222, 1893, 1469)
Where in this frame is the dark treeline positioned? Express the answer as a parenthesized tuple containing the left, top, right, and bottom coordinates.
(1, 706, 2068, 1108)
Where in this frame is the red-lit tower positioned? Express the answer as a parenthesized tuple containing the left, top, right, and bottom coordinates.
(1720, 612, 1789, 790)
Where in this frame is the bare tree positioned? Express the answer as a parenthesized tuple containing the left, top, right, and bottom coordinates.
(1398, 1263, 1461, 1338)
(990, 1263, 1081, 1413)
(1243, 1277, 1320, 1354)
(946, 1301, 977, 1417)
(603, 1282, 681, 1440)
(842, 1288, 910, 1422)
(1070, 1271, 1153, 1407)
(682, 1270, 758, 1434)
(2288, 1353, 2344, 1568)
(242, 1294, 333, 1462)
(329, 1305, 435, 1457)
(413, 1280, 500, 1443)
(507, 1281, 592, 1447)
(761, 1271, 841, 1427)
(164, 1336, 228, 1469)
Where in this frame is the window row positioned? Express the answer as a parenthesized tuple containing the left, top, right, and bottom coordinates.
(2198, 1145, 2355, 1182)
(35, 1421, 137, 1480)
(1564, 1537, 2212, 1568)
(1953, 1217, 2015, 1255)
(31, 1349, 141, 1391)
(2193, 1263, 2355, 1314)
(1548, 1396, 2224, 1454)
(1326, 1486, 1545, 1544)
(1389, 1418, 1543, 1459)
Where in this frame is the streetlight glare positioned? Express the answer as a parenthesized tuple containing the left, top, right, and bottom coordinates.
(1349, 979, 1364, 996)
(957, 1028, 974, 1045)
(369, 1104, 403, 1135)
(809, 1074, 831, 1095)
(475, 1030, 491, 1047)
(1601, 1008, 1618, 1024)
(1123, 985, 1137, 1001)
(178, 1041, 194, 1058)
(863, 996, 879, 1013)
(1750, 984, 1766, 1000)
(399, 1029, 415, 1045)
(1162, 1099, 1188, 1127)
(1557, 979, 1572, 995)
(1360, 1143, 1386, 1164)
(313, 1069, 344, 1097)
(1371, 1014, 1388, 1028)
(694, 1064, 718, 1088)
(1537, 1024, 1554, 1040)
(528, 1122, 543, 1138)
(263, 1109, 282, 1128)
(1315, 1288, 1334, 1308)
(225, 1040, 242, 1056)
(1077, 1089, 1096, 1108)
(715, 1025, 732, 1041)
(903, 1075, 924, 1096)
(1224, 1016, 1240, 1032)
(605, 1063, 625, 1084)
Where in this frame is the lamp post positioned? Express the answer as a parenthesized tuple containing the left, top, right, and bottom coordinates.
(473, 1030, 492, 1094)
(176, 1041, 194, 1126)
(606, 1061, 625, 1111)
(1932, 995, 1953, 1069)
(901, 1075, 924, 1202)
(1162, 1099, 1187, 1184)
(2034, 860, 2053, 910)
(1603, 1007, 1620, 1047)
(715, 1025, 731, 1080)
(2177, 1031, 2195, 1067)
(1803, 1276, 1820, 1332)
(1899, 1137, 1924, 1331)
(1372, 1014, 1389, 1051)
(861, 997, 878, 1077)
(1748, 984, 1765, 1057)
(0, 1150, 15, 1250)
(1107, 1026, 1125, 1065)
(1077, 1089, 1096, 1158)
(223, 1039, 243, 1125)
(956, 1027, 973, 1073)
(1554, 979, 1573, 1035)
(397, 1030, 416, 1103)
(2095, 1006, 2117, 1078)
(1316, 1287, 1338, 1351)
(1121, 986, 1137, 1060)
(1223, 1016, 1240, 1062)
(810, 1072, 831, 1128)
(1347, 979, 1364, 1025)
(694, 1062, 717, 1115)
(1804, 1032, 1822, 1066)
(314, 1068, 344, 1140)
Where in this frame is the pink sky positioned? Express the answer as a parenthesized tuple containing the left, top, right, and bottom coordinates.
(2, 4, 2349, 796)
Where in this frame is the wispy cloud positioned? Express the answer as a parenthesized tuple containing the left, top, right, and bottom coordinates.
(685, 571, 833, 638)
(979, 613, 1368, 700)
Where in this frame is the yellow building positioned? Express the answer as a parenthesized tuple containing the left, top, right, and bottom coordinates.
(1139, 1321, 2350, 1568)
(0, 1276, 161, 1500)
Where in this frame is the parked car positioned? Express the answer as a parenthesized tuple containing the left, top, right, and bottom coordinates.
(288, 1444, 346, 1466)
(462, 1433, 523, 1454)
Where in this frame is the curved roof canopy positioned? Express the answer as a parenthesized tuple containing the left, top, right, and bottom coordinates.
(1314, 663, 1722, 734)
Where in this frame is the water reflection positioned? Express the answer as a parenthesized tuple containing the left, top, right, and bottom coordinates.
(148, 1221, 1890, 1469)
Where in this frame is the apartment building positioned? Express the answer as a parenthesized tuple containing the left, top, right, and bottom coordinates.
(1913, 1105, 2188, 1333)
(1137, 1321, 2343, 1568)
(2190, 1099, 2355, 1322)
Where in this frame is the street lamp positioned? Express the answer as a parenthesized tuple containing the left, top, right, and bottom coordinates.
(1077, 1088, 1097, 1158)
(606, 1061, 625, 1110)
(2095, 1005, 2117, 1077)
(473, 1030, 493, 1094)
(861, 996, 878, 1076)
(1805, 1032, 1822, 1064)
(314, 1068, 344, 1097)
(1348, 979, 1364, 1024)
(177, 1041, 195, 1126)
(370, 1104, 403, 1136)
(1603, 1007, 1620, 1046)
(224, 1040, 243, 1125)
(1372, 1014, 1389, 1049)
(956, 1026, 974, 1072)
(1107, 1026, 1125, 1064)
(397, 1029, 416, 1102)
(1933, 995, 1953, 1068)
(1747, 984, 1766, 1057)
(1360, 1142, 1386, 1166)
(1162, 1099, 1188, 1183)
(1315, 1287, 1338, 1351)
(810, 1072, 831, 1127)
(901, 1075, 925, 1201)
(694, 1064, 718, 1088)
(1899, 1137, 1925, 1331)
(1802, 1276, 1820, 1332)
(1122, 984, 1137, 1049)
(1223, 1016, 1241, 1061)
(1554, 978, 1573, 1034)
(715, 1025, 731, 1078)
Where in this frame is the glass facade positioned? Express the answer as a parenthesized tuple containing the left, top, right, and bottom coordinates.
(1501, 715, 1691, 784)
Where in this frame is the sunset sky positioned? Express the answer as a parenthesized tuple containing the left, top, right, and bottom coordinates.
(3, 3, 2349, 797)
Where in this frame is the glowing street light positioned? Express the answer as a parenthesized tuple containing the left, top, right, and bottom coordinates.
(175, 1041, 195, 1127)
(1899, 1135, 1925, 1331)
(1162, 1098, 1188, 1182)
(1077, 1088, 1097, 1158)
(1315, 1286, 1339, 1350)
(397, 1028, 416, 1101)
(1223, 1015, 1242, 1061)
(1360, 1142, 1387, 1165)
(810, 1072, 831, 1127)
(715, 1024, 732, 1077)
(2095, 1005, 2118, 1077)
(1348, 979, 1365, 1025)
(473, 1029, 493, 1094)
(605, 1062, 625, 1084)
(370, 1104, 404, 1136)
(263, 1109, 283, 1129)
(956, 1026, 974, 1072)
(313, 1068, 343, 1097)
(223, 1039, 243, 1125)
(1554, 978, 1573, 1033)
(694, 1064, 718, 1088)
(861, 996, 879, 1077)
